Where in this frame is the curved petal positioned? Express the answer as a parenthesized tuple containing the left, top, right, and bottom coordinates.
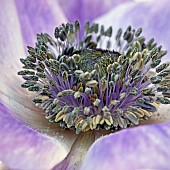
(0, 85, 77, 152)
(0, 103, 67, 170)
(0, 0, 25, 76)
(15, 0, 67, 46)
(81, 121, 170, 170)
(95, 0, 170, 62)
(57, 0, 130, 27)
(0, 0, 77, 154)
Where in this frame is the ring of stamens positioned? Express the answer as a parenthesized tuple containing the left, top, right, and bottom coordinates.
(18, 21, 170, 134)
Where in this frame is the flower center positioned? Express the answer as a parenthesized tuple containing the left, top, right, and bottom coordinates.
(18, 21, 170, 134)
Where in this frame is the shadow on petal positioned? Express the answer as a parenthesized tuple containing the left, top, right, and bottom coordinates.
(52, 131, 95, 170)
(15, 0, 67, 46)
(0, 0, 76, 155)
(81, 121, 170, 170)
(0, 103, 67, 170)
(57, 0, 130, 25)
(0, 90, 77, 152)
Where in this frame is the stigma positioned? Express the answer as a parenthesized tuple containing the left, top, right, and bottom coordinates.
(18, 21, 170, 134)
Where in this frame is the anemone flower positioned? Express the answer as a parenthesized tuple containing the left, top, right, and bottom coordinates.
(0, 0, 170, 170)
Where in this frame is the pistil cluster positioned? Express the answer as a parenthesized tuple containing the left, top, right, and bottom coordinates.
(18, 21, 170, 134)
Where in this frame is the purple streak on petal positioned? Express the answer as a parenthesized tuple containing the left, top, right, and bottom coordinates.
(81, 122, 170, 170)
(0, 0, 76, 153)
(15, 0, 67, 46)
(0, 0, 25, 74)
(57, 0, 130, 27)
(0, 103, 67, 170)
(0, 0, 37, 109)
(96, 0, 170, 62)
(53, 131, 95, 170)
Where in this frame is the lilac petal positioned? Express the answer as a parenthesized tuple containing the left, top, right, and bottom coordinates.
(53, 131, 95, 170)
(0, 0, 25, 78)
(0, 0, 77, 154)
(15, 0, 67, 46)
(81, 121, 170, 170)
(96, 0, 170, 62)
(0, 103, 67, 170)
(57, 0, 130, 26)
(0, 83, 77, 153)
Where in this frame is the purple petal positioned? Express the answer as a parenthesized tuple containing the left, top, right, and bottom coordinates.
(0, 82, 77, 155)
(53, 131, 95, 170)
(15, 0, 67, 46)
(81, 121, 170, 170)
(57, 0, 130, 26)
(0, 103, 66, 170)
(0, 0, 77, 156)
(0, 0, 39, 113)
(96, 0, 170, 62)
(0, 0, 25, 77)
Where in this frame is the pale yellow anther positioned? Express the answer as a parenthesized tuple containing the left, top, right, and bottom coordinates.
(92, 123, 97, 129)
(90, 124, 93, 130)
(74, 91, 81, 98)
(142, 49, 149, 55)
(152, 102, 159, 109)
(90, 70, 96, 76)
(95, 115, 102, 124)
(133, 52, 142, 61)
(137, 108, 152, 117)
(55, 112, 65, 122)
(53, 98, 59, 104)
(82, 125, 90, 132)
(81, 121, 89, 131)
(100, 118, 105, 125)
(84, 72, 90, 80)
(86, 80, 98, 87)
(110, 100, 120, 105)
(37, 95, 49, 101)
(134, 111, 144, 118)
(75, 117, 83, 128)
(92, 116, 96, 125)
(105, 116, 113, 126)
(35, 103, 41, 107)
(119, 93, 126, 100)
(62, 114, 67, 122)
(135, 59, 144, 71)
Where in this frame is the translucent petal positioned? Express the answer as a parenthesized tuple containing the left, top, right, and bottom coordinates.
(0, 103, 67, 170)
(0, 0, 77, 156)
(96, 0, 170, 62)
(81, 121, 170, 170)
(57, 0, 130, 26)
(15, 0, 67, 46)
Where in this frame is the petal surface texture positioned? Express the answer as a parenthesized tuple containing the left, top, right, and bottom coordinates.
(0, 0, 76, 159)
(57, 0, 130, 25)
(15, 0, 67, 46)
(81, 121, 170, 170)
(96, 0, 170, 62)
(0, 103, 67, 170)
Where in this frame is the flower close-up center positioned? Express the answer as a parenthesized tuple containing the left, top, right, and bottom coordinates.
(18, 20, 170, 134)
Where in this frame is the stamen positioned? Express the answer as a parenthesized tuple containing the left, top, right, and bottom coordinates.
(18, 21, 170, 134)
